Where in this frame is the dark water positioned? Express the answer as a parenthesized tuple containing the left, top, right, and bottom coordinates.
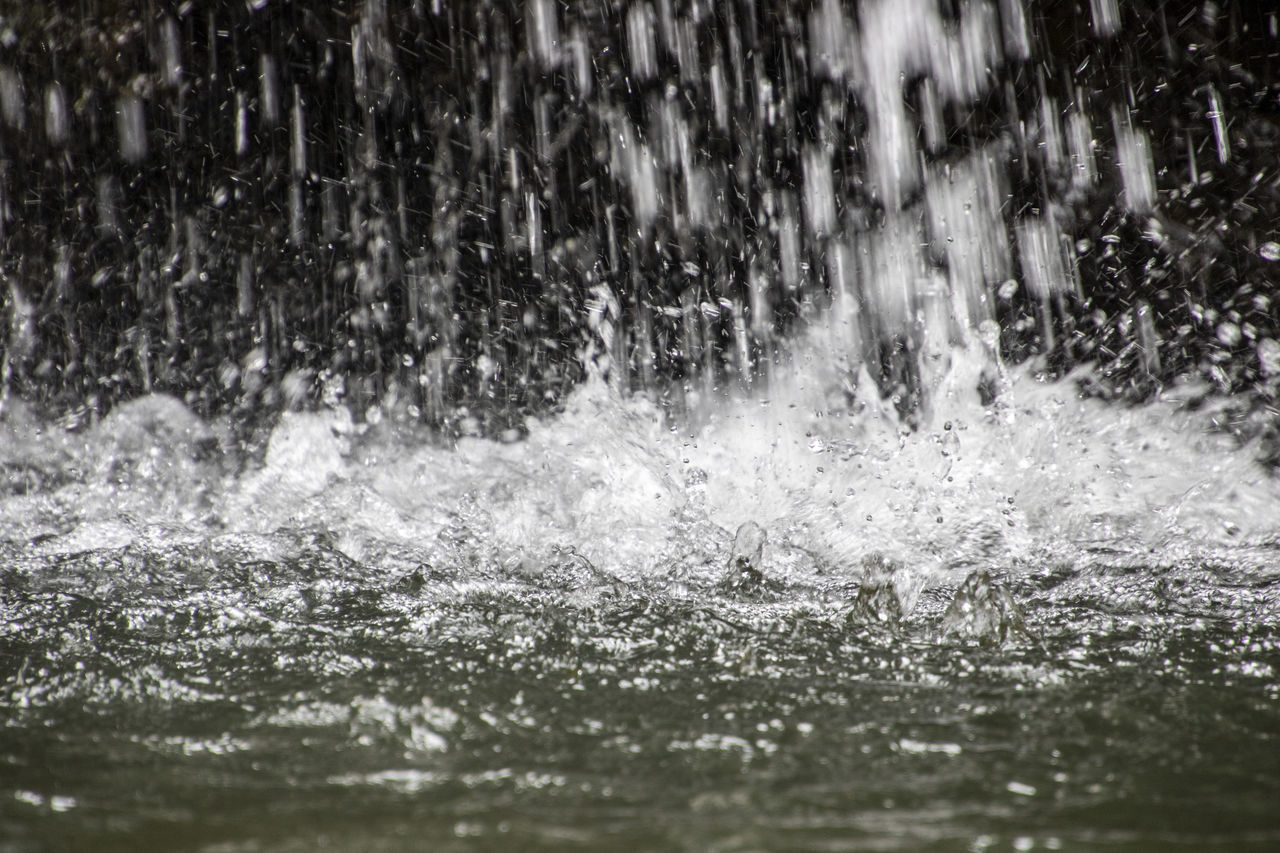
(3, 535, 1279, 852)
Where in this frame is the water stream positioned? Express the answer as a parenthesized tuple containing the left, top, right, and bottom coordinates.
(2, 1, 1279, 851)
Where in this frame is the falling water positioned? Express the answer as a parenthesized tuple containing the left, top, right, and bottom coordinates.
(1, 0, 1275, 428)
(2, 2, 1279, 850)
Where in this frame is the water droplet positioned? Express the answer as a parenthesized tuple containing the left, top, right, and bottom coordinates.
(116, 94, 147, 163)
(1257, 339, 1280, 377)
(44, 83, 67, 144)
(1216, 322, 1241, 348)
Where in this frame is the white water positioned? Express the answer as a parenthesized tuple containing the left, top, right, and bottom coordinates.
(5, 336, 1276, 608)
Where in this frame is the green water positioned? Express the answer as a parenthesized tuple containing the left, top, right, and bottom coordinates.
(3, 535, 1278, 852)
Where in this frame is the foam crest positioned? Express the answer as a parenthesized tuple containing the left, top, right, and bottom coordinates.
(3, 352, 1276, 590)
(681, 341, 1279, 583)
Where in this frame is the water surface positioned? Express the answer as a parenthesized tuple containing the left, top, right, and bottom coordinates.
(3, 355, 1278, 851)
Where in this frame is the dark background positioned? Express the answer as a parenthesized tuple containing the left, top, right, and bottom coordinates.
(0, 0, 1276, 436)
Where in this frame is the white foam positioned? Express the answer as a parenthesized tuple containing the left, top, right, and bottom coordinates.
(681, 342, 1280, 583)
(3, 353, 1276, 590)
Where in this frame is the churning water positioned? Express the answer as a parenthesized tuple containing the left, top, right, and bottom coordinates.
(3, 343, 1279, 851)
(2, 0, 1280, 850)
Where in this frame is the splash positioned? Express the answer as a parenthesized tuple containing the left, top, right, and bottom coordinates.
(5, 337, 1275, 604)
(4, 335, 1279, 853)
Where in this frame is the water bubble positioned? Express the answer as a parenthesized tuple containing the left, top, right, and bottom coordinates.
(1259, 241, 1280, 262)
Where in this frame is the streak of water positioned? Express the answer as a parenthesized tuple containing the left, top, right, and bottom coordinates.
(2, 2, 1279, 849)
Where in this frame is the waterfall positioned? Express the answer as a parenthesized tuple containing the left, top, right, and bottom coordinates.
(3, 6, 1280, 848)
(0, 1, 1277, 436)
